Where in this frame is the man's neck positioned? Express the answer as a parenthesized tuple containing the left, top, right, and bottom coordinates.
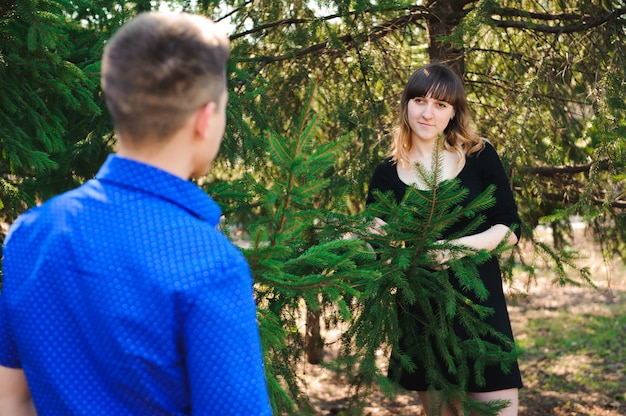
(116, 135, 193, 180)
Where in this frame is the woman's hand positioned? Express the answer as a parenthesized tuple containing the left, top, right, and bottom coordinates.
(368, 217, 388, 236)
(341, 217, 388, 241)
(429, 240, 464, 269)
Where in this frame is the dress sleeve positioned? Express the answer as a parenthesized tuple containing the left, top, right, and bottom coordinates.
(182, 252, 271, 416)
(478, 141, 522, 241)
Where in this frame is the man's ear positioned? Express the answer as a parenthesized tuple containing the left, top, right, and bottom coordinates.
(194, 101, 217, 140)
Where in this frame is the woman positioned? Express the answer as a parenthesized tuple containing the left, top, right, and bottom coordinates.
(366, 63, 523, 415)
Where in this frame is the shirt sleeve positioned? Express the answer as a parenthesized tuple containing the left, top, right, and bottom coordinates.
(478, 142, 522, 241)
(0, 225, 23, 369)
(0, 297, 20, 369)
(182, 252, 271, 416)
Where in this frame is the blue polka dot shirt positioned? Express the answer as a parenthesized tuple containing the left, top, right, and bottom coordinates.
(0, 155, 272, 415)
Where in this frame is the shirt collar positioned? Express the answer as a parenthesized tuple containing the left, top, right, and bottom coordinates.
(95, 155, 222, 226)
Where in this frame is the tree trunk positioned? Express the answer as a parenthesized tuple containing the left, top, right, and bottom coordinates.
(305, 307, 324, 364)
(425, 0, 466, 76)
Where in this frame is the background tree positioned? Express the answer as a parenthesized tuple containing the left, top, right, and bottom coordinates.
(0, 0, 127, 241)
(213, 0, 626, 278)
(208, 0, 626, 410)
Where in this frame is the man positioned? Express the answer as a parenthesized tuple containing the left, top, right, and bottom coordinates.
(0, 12, 272, 415)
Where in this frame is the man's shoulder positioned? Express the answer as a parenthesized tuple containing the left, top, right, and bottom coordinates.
(4, 183, 92, 251)
(10, 181, 98, 223)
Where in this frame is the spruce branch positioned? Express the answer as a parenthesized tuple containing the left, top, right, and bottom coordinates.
(489, 7, 626, 33)
(214, 82, 382, 414)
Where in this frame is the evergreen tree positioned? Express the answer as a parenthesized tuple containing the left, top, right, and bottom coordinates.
(0, 0, 119, 229)
(209, 84, 382, 413)
(212, 88, 520, 413)
(216, 0, 626, 284)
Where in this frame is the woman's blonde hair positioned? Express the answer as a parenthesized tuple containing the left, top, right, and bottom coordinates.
(390, 62, 484, 169)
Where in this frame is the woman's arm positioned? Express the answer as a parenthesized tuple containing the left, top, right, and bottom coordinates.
(0, 366, 36, 416)
(452, 223, 518, 251)
(433, 224, 518, 264)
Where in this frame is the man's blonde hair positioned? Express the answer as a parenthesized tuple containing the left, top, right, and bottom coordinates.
(101, 12, 230, 143)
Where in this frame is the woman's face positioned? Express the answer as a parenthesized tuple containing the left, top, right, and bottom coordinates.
(406, 95, 455, 143)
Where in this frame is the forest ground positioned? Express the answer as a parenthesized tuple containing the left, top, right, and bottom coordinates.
(301, 223, 626, 415)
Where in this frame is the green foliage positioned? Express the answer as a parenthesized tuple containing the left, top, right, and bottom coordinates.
(459, 0, 626, 285)
(0, 0, 121, 224)
(211, 0, 626, 288)
(210, 85, 381, 414)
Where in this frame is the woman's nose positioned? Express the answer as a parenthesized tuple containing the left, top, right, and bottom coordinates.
(422, 103, 433, 118)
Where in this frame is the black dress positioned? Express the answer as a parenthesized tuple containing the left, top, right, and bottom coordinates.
(366, 141, 523, 392)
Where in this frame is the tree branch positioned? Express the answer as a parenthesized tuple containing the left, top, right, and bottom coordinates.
(467, 76, 591, 106)
(230, 5, 429, 41)
(519, 159, 626, 209)
(233, 5, 429, 62)
(539, 191, 626, 209)
(495, 8, 594, 22)
(215, 0, 254, 25)
(231, 17, 312, 41)
(490, 7, 626, 34)
(522, 159, 610, 176)
(231, 3, 625, 78)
